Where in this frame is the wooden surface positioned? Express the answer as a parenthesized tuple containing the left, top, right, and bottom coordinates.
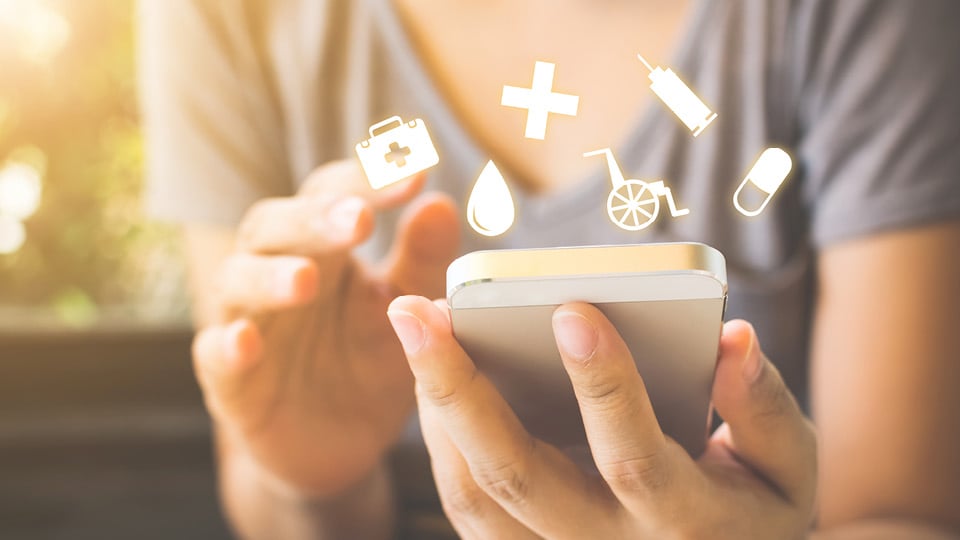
(0, 330, 233, 539)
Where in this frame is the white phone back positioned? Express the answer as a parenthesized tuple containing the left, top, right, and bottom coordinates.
(447, 243, 727, 457)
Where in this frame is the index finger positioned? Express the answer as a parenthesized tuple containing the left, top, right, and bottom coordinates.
(299, 160, 427, 209)
(387, 296, 620, 539)
(418, 402, 538, 540)
(235, 161, 425, 256)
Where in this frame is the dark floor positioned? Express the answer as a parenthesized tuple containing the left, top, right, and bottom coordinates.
(0, 329, 233, 539)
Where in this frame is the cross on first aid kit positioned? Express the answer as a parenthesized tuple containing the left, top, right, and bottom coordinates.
(355, 116, 440, 190)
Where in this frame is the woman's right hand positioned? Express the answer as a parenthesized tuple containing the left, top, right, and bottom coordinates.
(191, 161, 461, 498)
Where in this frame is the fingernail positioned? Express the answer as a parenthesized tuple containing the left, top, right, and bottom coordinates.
(741, 332, 763, 383)
(325, 197, 365, 236)
(387, 310, 426, 355)
(553, 312, 599, 361)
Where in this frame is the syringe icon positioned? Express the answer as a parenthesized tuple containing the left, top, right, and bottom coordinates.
(638, 54, 717, 137)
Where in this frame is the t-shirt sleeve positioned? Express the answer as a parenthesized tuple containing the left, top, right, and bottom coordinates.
(795, 0, 960, 247)
(137, 0, 292, 225)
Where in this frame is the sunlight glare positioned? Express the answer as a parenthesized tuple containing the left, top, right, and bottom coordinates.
(0, 0, 71, 64)
(0, 161, 44, 220)
(0, 214, 25, 255)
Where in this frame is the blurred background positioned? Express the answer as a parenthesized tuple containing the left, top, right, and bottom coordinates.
(0, 0, 229, 537)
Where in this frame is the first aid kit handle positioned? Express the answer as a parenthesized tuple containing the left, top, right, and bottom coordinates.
(370, 116, 404, 138)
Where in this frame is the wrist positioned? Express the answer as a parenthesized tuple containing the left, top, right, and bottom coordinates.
(215, 417, 393, 499)
(221, 443, 396, 540)
(217, 423, 389, 500)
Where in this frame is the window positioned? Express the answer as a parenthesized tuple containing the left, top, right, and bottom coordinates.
(0, 0, 188, 331)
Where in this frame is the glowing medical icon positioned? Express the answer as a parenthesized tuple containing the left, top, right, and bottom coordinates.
(637, 54, 717, 137)
(501, 61, 580, 140)
(355, 116, 439, 190)
(467, 160, 515, 237)
(733, 148, 793, 217)
(585, 148, 689, 232)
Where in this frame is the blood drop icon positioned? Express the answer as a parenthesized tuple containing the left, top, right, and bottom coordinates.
(467, 160, 515, 237)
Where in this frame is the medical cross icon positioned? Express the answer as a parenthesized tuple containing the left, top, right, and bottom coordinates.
(384, 141, 412, 168)
(501, 61, 580, 140)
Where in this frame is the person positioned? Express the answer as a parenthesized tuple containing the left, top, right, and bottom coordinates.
(138, 0, 960, 538)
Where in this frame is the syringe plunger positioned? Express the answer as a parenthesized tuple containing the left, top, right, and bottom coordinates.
(637, 54, 717, 137)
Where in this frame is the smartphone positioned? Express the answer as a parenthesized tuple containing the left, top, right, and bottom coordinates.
(446, 242, 727, 458)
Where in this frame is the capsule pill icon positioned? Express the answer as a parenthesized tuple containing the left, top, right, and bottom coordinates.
(733, 148, 793, 217)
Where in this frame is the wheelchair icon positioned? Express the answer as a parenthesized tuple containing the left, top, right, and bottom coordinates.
(584, 148, 690, 232)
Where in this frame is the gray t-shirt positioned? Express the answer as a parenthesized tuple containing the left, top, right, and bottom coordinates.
(140, 0, 960, 537)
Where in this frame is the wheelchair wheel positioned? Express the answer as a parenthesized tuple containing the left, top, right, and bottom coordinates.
(606, 180, 660, 231)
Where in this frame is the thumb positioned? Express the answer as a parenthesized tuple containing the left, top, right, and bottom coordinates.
(710, 320, 817, 507)
(384, 193, 461, 299)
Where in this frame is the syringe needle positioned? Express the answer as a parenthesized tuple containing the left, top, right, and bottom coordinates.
(637, 52, 717, 136)
(637, 54, 654, 72)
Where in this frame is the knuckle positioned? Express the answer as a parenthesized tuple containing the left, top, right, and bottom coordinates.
(599, 452, 668, 494)
(439, 477, 488, 518)
(473, 455, 531, 505)
(577, 375, 637, 416)
(751, 373, 796, 427)
(578, 374, 625, 403)
(415, 369, 478, 410)
(416, 380, 458, 408)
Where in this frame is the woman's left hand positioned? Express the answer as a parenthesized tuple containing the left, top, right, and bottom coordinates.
(387, 296, 818, 540)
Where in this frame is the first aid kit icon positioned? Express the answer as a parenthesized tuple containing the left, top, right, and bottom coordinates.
(356, 116, 440, 190)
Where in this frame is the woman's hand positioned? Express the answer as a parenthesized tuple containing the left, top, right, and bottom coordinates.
(191, 162, 460, 498)
(387, 296, 817, 539)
